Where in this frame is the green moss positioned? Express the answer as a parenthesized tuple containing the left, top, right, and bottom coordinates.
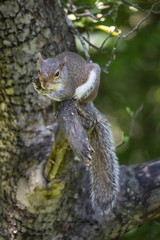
(18, 28, 30, 42)
(5, 87, 14, 95)
(5, 19, 17, 32)
(0, 102, 7, 111)
(0, 1, 19, 18)
(3, 40, 11, 47)
(14, 12, 33, 25)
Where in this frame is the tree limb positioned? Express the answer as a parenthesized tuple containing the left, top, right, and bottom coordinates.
(122, 0, 160, 14)
(46, 99, 160, 239)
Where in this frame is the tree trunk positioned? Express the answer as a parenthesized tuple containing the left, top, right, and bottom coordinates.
(0, 0, 75, 239)
(0, 1, 160, 240)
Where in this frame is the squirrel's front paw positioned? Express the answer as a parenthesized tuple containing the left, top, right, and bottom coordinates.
(73, 95, 78, 100)
(32, 75, 44, 94)
(75, 142, 94, 167)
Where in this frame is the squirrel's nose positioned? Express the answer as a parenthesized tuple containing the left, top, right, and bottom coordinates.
(43, 79, 48, 87)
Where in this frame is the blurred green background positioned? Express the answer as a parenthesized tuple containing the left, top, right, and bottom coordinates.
(98, 16, 160, 240)
(95, 15, 160, 240)
(66, 0, 160, 239)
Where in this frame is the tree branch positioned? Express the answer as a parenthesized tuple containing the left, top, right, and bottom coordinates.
(65, 2, 122, 20)
(122, 0, 160, 14)
(82, 34, 114, 51)
(47, 99, 160, 239)
(102, 0, 159, 73)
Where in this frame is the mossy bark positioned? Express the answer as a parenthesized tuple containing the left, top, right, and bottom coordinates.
(0, 0, 75, 239)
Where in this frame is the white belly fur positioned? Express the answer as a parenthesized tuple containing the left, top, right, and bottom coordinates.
(75, 69, 96, 100)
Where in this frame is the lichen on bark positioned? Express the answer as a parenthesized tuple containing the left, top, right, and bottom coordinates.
(0, 0, 75, 239)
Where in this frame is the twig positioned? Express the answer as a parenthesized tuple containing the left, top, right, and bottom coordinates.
(102, 0, 159, 73)
(120, 1, 160, 39)
(122, 0, 160, 14)
(117, 104, 144, 148)
(71, 27, 91, 62)
(102, 35, 121, 73)
(66, 3, 122, 21)
(82, 34, 113, 51)
(69, 12, 101, 21)
(129, 104, 144, 137)
(65, 0, 159, 70)
(69, 5, 95, 11)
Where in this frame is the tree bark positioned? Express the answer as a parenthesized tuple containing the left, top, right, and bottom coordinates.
(0, 1, 160, 240)
(0, 0, 75, 239)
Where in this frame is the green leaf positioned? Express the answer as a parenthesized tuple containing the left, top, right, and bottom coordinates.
(90, 6, 101, 15)
(96, 25, 120, 36)
(126, 106, 132, 116)
(123, 135, 130, 142)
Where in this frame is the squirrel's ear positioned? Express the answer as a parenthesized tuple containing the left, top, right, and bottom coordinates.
(38, 52, 44, 65)
(59, 56, 67, 69)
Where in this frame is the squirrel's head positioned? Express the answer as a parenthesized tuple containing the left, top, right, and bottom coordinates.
(38, 53, 67, 91)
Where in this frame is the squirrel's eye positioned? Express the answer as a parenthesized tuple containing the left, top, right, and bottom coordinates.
(55, 70, 60, 77)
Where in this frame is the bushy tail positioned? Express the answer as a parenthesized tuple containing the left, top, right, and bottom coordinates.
(89, 104, 119, 213)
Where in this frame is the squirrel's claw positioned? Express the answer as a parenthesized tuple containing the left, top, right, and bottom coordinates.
(32, 74, 46, 95)
(76, 143, 94, 166)
(73, 95, 77, 100)
(32, 75, 41, 89)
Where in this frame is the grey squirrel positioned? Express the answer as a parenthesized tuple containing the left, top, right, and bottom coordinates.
(33, 51, 119, 213)
(36, 51, 100, 103)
